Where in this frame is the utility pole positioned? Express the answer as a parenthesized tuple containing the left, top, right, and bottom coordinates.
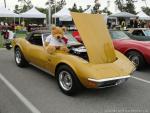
(4, 0, 6, 8)
(48, 0, 51, 30)
(54, 0, 57, 25)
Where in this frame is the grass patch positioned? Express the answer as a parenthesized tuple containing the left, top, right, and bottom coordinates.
(16, 33, 26, 38)
(0, 35, 3, 48)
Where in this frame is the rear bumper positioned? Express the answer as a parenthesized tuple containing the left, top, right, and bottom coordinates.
(88, 75, 130, 88)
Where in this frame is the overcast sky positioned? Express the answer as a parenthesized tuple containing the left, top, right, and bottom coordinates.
(0, 0, 150, 13)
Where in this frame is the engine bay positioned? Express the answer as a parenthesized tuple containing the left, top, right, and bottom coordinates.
(69, 45, 89, 61)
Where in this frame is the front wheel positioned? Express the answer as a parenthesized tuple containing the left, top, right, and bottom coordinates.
(56, 65, 81, 95)
(126, 51, 145, 70)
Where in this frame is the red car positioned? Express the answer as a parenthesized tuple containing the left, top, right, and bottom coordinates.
(72, 31, 150, 70)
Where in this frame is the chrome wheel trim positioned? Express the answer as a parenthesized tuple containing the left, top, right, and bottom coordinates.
(128, 55, 139, 67)
(59, 71, 73, 91)
(15, 50, 21, 64)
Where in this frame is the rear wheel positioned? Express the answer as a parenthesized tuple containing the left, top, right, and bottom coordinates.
(56, 65, 81, 95)
(126, 51, 145, 70)
(15, 47, 28, 67)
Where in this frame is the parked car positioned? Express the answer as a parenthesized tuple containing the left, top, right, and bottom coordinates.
(13, 13, 135, 95)
(72, 30, 150, 70)
(124, 28, 150, 41)
(110, 30, 150, 69)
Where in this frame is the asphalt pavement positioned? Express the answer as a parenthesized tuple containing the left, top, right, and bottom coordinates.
(0, 48, 150, 113)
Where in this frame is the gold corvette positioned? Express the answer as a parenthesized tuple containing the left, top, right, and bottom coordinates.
(13, 13, 135, 95)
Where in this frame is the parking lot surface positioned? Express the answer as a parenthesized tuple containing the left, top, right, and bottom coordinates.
(0, 49, 150, 113)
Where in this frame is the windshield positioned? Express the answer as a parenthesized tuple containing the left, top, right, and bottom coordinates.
(109, 31, 130, 40)
(144, 30, 150, 36)
(42, 33, 80, 46)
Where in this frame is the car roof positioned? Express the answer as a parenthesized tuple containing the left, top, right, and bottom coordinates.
(109, 29, 123, 31)
(128, 28, 149, 31)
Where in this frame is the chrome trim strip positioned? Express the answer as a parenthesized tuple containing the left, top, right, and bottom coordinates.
(88, 75, 130, 82)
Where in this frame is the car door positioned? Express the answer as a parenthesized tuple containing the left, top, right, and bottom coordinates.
(41, 33, 55, 74)
(27, 33, 48, 69)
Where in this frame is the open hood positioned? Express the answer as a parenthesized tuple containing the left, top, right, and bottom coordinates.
(71, 12, 116, 64)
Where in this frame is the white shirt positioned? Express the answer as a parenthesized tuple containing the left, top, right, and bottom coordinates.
(45, 35, 65, 46)
(8, 30, 15, 39)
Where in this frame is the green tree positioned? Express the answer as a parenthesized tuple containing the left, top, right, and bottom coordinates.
(141, 6, 150, 16)
(69, 3, 79, 12)
(85, 5, 91, 10)
(18, 0, 32, 7)
(115, 0, 124, 11)
(45, 0, 66, 14)
(124, 0, 136, 14)
(115, 0, 136, 14)
(36, 7, 48, 15)
(92, 0, 101, 14)
(57, 0, 66, 9)
(14, 5, 21, 14)
(142, 0, 148, 7)
(14, 0, 33, 13)
(102, 7, 112, 15)
(79, 6, 84, 12)
(69, 3, 85, 12)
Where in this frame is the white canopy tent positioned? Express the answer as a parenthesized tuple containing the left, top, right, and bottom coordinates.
(137, 11, 150, 20)
(52, 7, 72, 21)
(0, 7, 18, 17)
(19, 7, 46, 18)
(109, 12, 138, 18)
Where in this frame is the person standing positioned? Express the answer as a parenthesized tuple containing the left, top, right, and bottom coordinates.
(141, 20, 146, 28)
(8, 28, 15, 40)
(1, 28, 9, 47)
(121, 20, 126, 30)
(134, 18, 139, 28)
(130, 20, 134, 28)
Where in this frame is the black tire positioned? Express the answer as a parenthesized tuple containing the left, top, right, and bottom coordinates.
(56, 65, 81, 96)
(126, 51, 145, 70)
(14, 47, 28, 67)
(6, 46, 12, 50)
(5, 43, 12, 50)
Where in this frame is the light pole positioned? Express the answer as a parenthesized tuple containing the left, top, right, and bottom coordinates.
(4, 0, 6, 8)
(48, 0, 51, 30)
(54, 0, 57, 25)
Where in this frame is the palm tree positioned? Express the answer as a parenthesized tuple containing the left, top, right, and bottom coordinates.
(4, 0, 6, 8)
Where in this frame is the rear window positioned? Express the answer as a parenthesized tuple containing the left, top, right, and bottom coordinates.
(110, 31, 129, 39)
(144, 30, 150, 36)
